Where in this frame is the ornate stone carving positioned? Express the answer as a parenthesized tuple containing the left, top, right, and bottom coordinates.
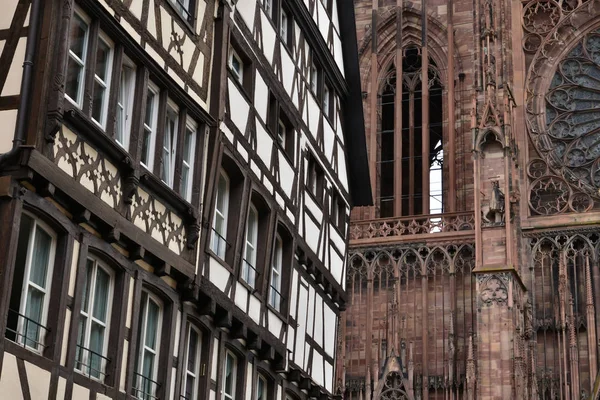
(478, 274, 509, 307)
(482, 180, 505, 225)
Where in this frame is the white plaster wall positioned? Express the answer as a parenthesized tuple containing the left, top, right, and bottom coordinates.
(0, 109, 17, 153)
(25, 362, 51, 399)
(208, 257, 230, 292)
(323, 304, 336, 357)
(228, 79, 250, 133)
(2, 38, 26, 96)
(236, 1, 256, 31)
(0, 353, 23, 400)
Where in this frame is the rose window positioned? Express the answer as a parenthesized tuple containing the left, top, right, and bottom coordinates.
(544, 29, 600, 197)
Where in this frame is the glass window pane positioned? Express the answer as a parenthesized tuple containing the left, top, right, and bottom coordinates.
(93, 267, 110, 322)
(145, 91, 155, 126)
(183, 127, 193, 163)
(90, 321, 105, 378)
(25, 288, 43, 347)
(69, 14, 88, 59)
(92, 81, 106, 123)
(257, 377, 265, 400)
(141, 129, 151, 166)
(185, 375, 195, 399)
(217, 174, 228, 213)
(145, 299, 160, 350)
(187, 328, 198, 371)
(143, 350, 155, 379)
(29, 226, 52, 288)
(96, 39, 111, 82)
(225, 353, 234, 394)
(66, 58, 83, 102)
(181, 166, 190, 199)
(82, 260, 94, 313)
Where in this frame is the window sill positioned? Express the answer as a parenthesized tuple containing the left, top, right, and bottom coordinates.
(64, 107, 133, 172)
(140, 172, 198, 219)
(163, 0, 197, 38)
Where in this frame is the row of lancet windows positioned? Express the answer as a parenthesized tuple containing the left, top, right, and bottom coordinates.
(378, 47, 444, 218)
(5, 211, 304, 400)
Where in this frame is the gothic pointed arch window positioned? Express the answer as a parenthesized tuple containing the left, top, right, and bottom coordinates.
(377, 46, 444, 218)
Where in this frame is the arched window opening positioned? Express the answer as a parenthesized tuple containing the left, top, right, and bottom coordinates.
(377, 46, 444, 218)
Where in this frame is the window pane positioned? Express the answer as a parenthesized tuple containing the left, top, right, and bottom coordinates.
(66, 57, 84, 101)
(247, 208, 257, 245)
(257, 377, 265, 400)
(90, 321, 105, 378)
(224, 353, 235, 395)
(81, 260, 94, 314)
(69, 14, 88, 59)
(143, 349, 155, 379)
(75, 315, 86, 368)
(145, 91, 155, 126)
(92, 80, 106, 123)
(96, 39, 111, 82)
(25, 288, 43, 347)
(185, 375, 195, 399)
(217, 174, 228, 213)
(187, 328, 198, 371)
(93, 267, 110, 322)
(29, 226, 52, 288)
(141, 129, 151, 166)
(183, 128, 193, 163)
(145, 299, 160, 350)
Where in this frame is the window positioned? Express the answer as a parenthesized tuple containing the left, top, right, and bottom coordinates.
(169, 0, 195, 24)
(269, 235, 283, 311)
(134, 291, 162, 400)
(323, 83, 334, 121)
(211, 170, 229, 259)
(6, 213, 56, 352)
(65, 11, 90, 106)
(182, 323, 202, 400)
(331, 191, 346, 232)
(268, 93, 294, 160)
(141, 83, 159, 169)
(75, 257, 113, 381)
(307, 154, 324, 202)
(91, 34, 114, 128)
(262, 0, 273, 19)
(180, 120, 197, 201)
(116, 59, 136, 150)
(229, 49, 244, 84)
(257, 374, 267, 400)
(242, 204, 258, 288)
(223, 351, 237, 400)
(280, 7, 293, 48)
(310, 60, 319, 95)
(162, 103, 179, 187)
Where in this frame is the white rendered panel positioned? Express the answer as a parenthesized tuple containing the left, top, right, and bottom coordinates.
(245, 361, 252, 400)
(337, 143, 349, 191)
(325, 361, 334, 393)
(72, 385, 89, 400)
(260, 12, 276, 64)
(0, 354, 23, 400)
(255, 122, 273, 166)
(307, 286, 315, 337)
(68, 240, 80, 297)
(304, 213, 320, 254)
(304, 192, 323, 222)
(314, 296, 324, 347)
(248, 294, 261, 324)
(220, 122, 234, 144)
(311, 351, 324, 387)
(170, 367, 176, 400)
(25, 361, 51, 399)
(126, 277, 134, 328)
(57, 377, 66, 400)
(306, 96, 319, 139)
(323, 119, 335, 162)
(279, 152, 294, 197)
(234, 282, 248, 311)
(334, 35, 345, 76)
(330, 249, 343, 283)
(60, 309, 71, 366)
(209, 257, 230, 292)
(281, 45, 294, 95)
(294, 285, 308, 366)
(254, 73, 269, 122)
(329, 225, 345, 255)
(287, 326, 295, 353)
(129, 0, 143, 19)
(236, 1, 256, 32)
(0, 109, 17, 153)
(2, 38, 26, 96)
(120, 340, 129, 392)
(211, 338, 219, 380)
(290, 269, 299, 319)
(173, 310, 181, 356)
(0, 2, 22, 31)
(324, 305, 336, 357)
(228, 79, 250, 133)
(316, 1, 328, 42)
(268, 310, 283, 337)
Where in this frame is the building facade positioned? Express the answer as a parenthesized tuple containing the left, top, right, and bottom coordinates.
(0, 0, 370, 400)
(338, 0, 600, 399)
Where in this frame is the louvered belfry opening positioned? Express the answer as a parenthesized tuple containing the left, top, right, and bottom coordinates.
(377, 46, 444, 219)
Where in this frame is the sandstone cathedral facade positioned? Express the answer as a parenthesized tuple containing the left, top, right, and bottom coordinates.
(337, 0, 600, 399)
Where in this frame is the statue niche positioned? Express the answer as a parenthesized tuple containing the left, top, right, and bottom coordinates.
(482, 180, 505, 225)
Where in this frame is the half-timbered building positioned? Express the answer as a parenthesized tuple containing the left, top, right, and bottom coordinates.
(0, 0, 370, 400)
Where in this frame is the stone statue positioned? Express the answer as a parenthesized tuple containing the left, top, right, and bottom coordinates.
(482, 180, 505, 224)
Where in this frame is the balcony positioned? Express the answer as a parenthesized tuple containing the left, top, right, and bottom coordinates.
(349, 211, 475, 246)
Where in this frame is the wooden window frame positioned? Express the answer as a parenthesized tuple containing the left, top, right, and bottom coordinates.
(267, 92, 295, 162)
(182, 322, 202, 400)
(75, 257, 115, 382)
(307, 153, 325, 204)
